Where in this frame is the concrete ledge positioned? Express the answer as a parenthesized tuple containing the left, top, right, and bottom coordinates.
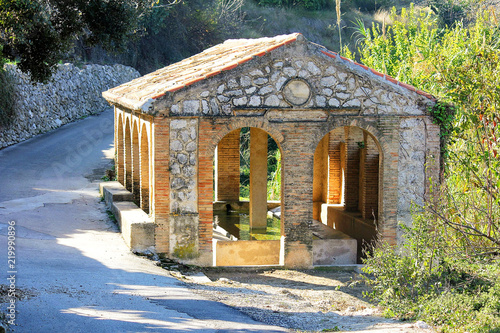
(112, 201, 154, 252)
(310, 219, 357, 265)
(215, 240, 280, 266)
(99, 181, 154, 253)
(99, 181, 134, 209)
(323, 205, 377, 263)
(313, 239, 357, 265)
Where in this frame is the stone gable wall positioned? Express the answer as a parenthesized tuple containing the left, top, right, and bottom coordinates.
(153, 42, 432, 117)
(0, 63, 139, 149)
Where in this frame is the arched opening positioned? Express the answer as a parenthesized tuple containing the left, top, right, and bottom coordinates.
(312, 126, 380, 264)
(212, 127, 283, 266)
(140, 123, 150, 214)
(124, 118, 132, 192)
(116, 114, 125, 184)
(132, 121, 140, 204)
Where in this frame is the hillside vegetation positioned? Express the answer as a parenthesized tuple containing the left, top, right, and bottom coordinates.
(68, 0, 415, 74)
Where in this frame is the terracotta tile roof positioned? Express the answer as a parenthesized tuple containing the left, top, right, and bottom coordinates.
(102, 33, 300, 111)
(102, 33, 434, 112)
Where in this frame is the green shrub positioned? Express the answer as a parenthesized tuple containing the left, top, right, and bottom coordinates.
(257, 0, 332, 10)
(363, 211, 500, 332)
(350, 0, 395, 12)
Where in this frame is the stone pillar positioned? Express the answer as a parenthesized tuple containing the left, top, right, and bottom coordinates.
(328, 128, 344, 204)
(344, 127, 363, 212)
(217, 129, 240, 202)
(249, 128, 268, 232)
(379, 118, 399, 246)
(313, 134, 329, 220)
(169, 119, 199, 260)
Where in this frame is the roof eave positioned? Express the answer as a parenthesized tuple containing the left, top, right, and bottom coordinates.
(102, 91, 154, 113)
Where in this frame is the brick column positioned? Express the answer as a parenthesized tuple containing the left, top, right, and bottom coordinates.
(132, 122, 141, 204)
(378, 118, 399, 245)
(198, 120, 215, 260)
(249, 128, 268, 232)
(359, 135, 379, 220)
(217, 129, 240, 201)
(116, 110, 125, 185)
(328, 128, 344, 204)
(282, 126, 314, 268)
(153, 118, 170, 254)
(344, 126, 363, 212)
(140, 123, 150, 214)
(313, 134, 328, 220)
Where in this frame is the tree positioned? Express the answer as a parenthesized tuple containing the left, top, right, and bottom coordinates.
(0, 0, 159, 82)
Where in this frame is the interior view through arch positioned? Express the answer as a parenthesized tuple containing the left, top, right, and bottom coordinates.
(212, 127, 283, 266)
(312, 126, 380, 264)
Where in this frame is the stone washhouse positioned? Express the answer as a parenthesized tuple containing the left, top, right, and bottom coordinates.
(101, 33, 440, 268)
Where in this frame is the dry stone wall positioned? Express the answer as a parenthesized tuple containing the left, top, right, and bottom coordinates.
(0, 63, 139, 149)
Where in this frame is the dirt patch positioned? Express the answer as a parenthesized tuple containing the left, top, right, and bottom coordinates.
(167, 267, 434, 332)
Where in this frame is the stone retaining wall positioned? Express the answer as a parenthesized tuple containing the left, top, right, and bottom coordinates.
(0, 63, 140, 149)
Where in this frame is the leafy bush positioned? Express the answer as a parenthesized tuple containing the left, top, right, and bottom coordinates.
(256, 0, 332, 10)
(0, 58, 15, 128)
(350, 0, 395, 12)
(425, 0, 471, 27)
(363, 213, 500, 332)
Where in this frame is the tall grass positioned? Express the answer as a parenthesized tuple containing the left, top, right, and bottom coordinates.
(267, 149, 281, 200)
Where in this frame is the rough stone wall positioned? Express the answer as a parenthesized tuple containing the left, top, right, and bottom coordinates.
(169, 119, 199, 258)
(397, 117, 440, 241)
(0, 63, 139, 149)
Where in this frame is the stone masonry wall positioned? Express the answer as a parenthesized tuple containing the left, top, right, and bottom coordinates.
(169, 119, 199, 259)
(157, 43, 431, 118)
(0, 63, 139, 149)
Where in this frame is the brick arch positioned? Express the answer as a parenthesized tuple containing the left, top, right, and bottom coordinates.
(345, 119, 385, 160)
(311, 119, 385, 161)
(205, 119, 285, 157)
(312, 121, 388, 261)
(213, 124, 284, 198)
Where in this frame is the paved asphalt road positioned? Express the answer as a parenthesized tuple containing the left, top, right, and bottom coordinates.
(0, 109, 288, 332)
